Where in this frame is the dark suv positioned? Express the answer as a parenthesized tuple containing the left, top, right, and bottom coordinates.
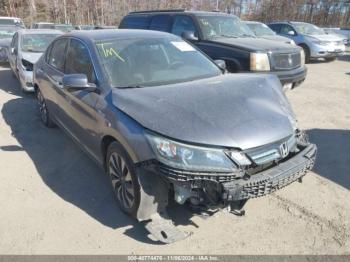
(120, 10, 307, 90)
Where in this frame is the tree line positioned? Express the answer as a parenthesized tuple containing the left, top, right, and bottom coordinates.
(0, 0, 349, 28)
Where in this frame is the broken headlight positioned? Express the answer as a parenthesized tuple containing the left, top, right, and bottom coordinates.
(146, 133, 237, 172)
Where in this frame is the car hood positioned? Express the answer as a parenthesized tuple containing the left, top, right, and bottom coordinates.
(208, 37, 300, 52)
(261, 34, 293, 44)
(0, 38, 11, 47)
(112, 74, 295, 150)
(21, 52, 43, 64)
(306, 34, 344, 41)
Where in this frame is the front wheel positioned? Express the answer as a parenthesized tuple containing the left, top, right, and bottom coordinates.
(107, 141, 140, 217)
(300, 45, 310, 64)
(325, 57, 336, 62)
(36, 88, 55, 128)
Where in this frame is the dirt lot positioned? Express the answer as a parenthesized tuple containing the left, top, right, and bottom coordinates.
(0, 55, 349, 255)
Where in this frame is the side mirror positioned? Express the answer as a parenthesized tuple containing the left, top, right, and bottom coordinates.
(11, 48, 17, 55)
(214, 59, 226, 71)
(181, 31, 198, 41)
(287, 30, 295, 36)
(62, 74, 97, 93)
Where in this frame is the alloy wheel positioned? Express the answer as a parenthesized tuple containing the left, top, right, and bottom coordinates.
(108, 152, 135, 209)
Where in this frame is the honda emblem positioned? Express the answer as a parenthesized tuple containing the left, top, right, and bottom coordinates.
(279, 142, 289, 158)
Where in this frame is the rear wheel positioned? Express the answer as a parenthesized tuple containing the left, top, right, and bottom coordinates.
(107, 141, 140, 217)
(36, 88, 55, 128)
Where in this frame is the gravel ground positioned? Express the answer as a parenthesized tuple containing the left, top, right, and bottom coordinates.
(0, 55, 349, 254)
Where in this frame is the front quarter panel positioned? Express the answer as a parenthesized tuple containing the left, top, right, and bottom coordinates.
(95, 91, 155, 165)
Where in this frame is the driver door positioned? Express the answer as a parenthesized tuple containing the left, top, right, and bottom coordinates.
(61, 38, 101, 159)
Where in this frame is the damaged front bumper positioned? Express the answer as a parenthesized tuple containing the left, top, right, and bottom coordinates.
(222, 143, 316, 201)
(135, 141, 316, 243)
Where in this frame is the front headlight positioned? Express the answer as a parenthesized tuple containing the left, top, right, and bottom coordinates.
(300, 49, 305, 66)
(250, 52, 270, 71)
(21, 59, 33, 71)
(146, 133, 238, 172)
(290, 40, 296, 45)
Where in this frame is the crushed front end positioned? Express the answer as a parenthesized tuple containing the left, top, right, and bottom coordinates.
(136, 131, 316, 243)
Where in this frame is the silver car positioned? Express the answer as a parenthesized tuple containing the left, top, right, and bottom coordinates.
(245, 21, 295, 45)
(269, 21, 346, 62)
(8, 29, 62, 92)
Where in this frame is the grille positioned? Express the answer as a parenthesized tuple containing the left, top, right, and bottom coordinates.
(271, 52, 301, 70)
(158, 164, 241, 183)
(223, 145, 316, 200)
(245, 135, 297, 166)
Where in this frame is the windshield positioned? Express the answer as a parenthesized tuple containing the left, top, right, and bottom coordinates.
(197, 15, 255, 39)
(292, 23, 325, 35)
(246, 23, 275, 36)
(96, 37, 221, 87)
(21, 34, 59, 52)
(0, 27, 17, 39)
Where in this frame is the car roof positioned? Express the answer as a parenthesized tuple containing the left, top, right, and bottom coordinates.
(127, 10, 237, 17)
(18, 29, 63, 35)
(34, 22, 54, 25)
(64, 29, 177, 42)
(245, 21, 263, 24)
(0, 16, 22, 20)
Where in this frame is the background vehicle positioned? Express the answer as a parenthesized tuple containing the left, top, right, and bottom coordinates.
(0, 16, 25, 28)
(31, 22, 55, 29)
(33, 30, 316, 243)
(93, 25, 117, 29)
(322, 27, 350, 46)
(120, 10, 307, 90)
(268, 21, 346, 62)
(75, 25, 95, 30)
(8, 29, 62, 91)
(0, 25, 20, 62)
(53, 24, 75, 32)
(245, 21, 295, 45)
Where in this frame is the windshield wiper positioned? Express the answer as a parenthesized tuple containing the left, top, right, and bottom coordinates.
(115, 85, 143, 89)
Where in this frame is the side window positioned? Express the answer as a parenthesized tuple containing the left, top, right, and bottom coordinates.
(65, 39, 96, 83)
(269, 24, 281, 33)
(48, 38, 68, 71)
(149, 15, 173, 32)
(171, 15, 197, 37)
(280, 24, 295, 34)
(45, 44, 52, 63)
(119, 15, 150, 29)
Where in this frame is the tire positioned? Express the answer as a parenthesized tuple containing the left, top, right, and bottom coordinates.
(106, 141, 141, 218)
(36, 88, 55, 128)
(300, 45, 310, 64)
(325, 57, 336, 62)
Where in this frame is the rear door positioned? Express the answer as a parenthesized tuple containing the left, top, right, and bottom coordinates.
(41, 37, 69, 122)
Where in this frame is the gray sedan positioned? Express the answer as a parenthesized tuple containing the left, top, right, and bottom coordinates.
(33, 30, 316, 243)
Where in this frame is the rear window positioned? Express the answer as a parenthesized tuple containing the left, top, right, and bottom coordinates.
(149, 15, 173, 32)
(120, 15, 150, 29)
